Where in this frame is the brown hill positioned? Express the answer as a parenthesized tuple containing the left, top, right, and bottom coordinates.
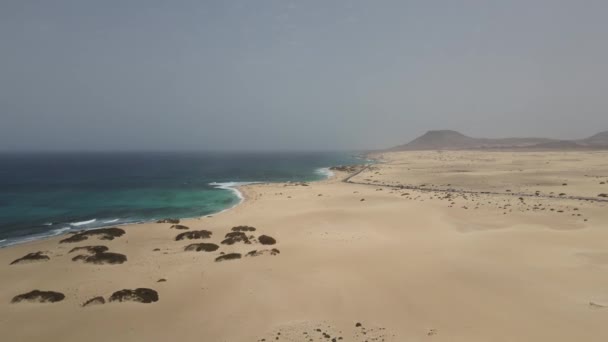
(390, 130, 553, 151)
(390, 130, 608, 151)
(578, 131, 608, 147)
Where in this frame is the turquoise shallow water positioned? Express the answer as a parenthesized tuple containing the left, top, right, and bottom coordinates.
(0, 151, 363, 247)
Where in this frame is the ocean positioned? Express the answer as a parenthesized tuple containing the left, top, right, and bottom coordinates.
(0, 151, 363, 247)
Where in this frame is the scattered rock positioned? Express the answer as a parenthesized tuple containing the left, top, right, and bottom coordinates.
(221, 231, 251, 245)
(82, 296, 105, 307)
(11, 290, 65, 304)
(330, 165, 362, 173)
(170, 224, 189, 230)
(72, 251, 127, 265)
(157, 279, 167, 283)
(215, 253, 241, 262)
(109, 288, 159, 303)
(68, 245, 108, 254)
(59, 228, 125, 243)
(246, 248, 280, 257)
(184, 243, 219, 252)
(157, 218, 180, 224)
(258, 235, 277, 245)
(231, 225, 256, 232)
(175, 230, 212, 241)
(599, 193, 608, 198)
(10, 251, 50, 265)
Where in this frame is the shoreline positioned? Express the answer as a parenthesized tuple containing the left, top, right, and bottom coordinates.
(0, 167, 343, 250)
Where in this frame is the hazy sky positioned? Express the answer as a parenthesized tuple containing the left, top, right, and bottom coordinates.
(2, 0, 608, 151)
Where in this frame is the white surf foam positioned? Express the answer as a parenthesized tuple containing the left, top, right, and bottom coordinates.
(314, 167, 335, 179)
(0, 225, 72, 248)
(70, 219, 96, 226)
(103, 219, 119, 224)
(209, 181, 260, 214)
(209, 182, 258, 201)
(43, 222, 53, 226)
(52, 227, 71, 234)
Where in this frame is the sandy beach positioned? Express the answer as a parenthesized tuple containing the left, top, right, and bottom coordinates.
(2, 150, 608, 341)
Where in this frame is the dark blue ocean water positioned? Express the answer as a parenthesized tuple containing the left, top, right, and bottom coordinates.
(0, 151, 363, 247)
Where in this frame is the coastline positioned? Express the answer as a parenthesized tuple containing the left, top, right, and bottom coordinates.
(2, 150, 608, 341)
(0, 167, 342, 250)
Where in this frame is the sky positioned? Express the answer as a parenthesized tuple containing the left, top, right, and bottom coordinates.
(1, 0, 608, 151)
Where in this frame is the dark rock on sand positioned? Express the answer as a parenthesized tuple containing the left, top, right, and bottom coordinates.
(10, 251, 50, 265)
(258, 235, 277, 245)
(231, 225, 256, 232)
(72, 251, 127, 265)
(11, 290, 65, 304)
(599, 193, 608, 198)
(184, 243, 220, 252)
(157, 218, 180, 224)
(215, 253, 242, 262)
(69, 244, 126, 265)
(330, 165, 362, 173)
(221, 231, 251, 245)
(82, 296, 105, 307)
(246, 248, 280, 257)
(109, 288, 159, 303)
(170, 224, 189, 230)
(175, 230, 212, 241)
(59, 227, 125, 243)
(68, 245, 109, 254)
(157, 278, 167, 283)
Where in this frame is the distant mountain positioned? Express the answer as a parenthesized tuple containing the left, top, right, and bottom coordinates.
(389, 130, 553, 151)
(578, 131, 608, 147)
(389, 130, 608, 151)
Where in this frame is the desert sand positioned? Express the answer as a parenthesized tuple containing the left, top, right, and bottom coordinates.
(2, 150, 608, 341)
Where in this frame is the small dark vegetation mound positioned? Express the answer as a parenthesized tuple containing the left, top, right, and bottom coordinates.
(10, 251, 50, 265)
(330, 165, 361, 173)
(231, 225, 256, 232)
(157, 218, 180, 224)
(59, 227, 125, 243)
(258, 235, 277, 245)
(11, 290, 65, 304)
(221, 231, 251, 245)
(215, 253, 241, 262)
(68, 245, 109, 254)
(246, 248, 280, 257)
(72, 252, 127, 265)
(109, 288, 159, 304)
(184, 243, 219, 252)
(69, 244, 126, 265)
(170, 224, 189, 230)
(175, 230, 212, 241)
(82, 296, 105, 307)
(599, 193, 608, 198)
